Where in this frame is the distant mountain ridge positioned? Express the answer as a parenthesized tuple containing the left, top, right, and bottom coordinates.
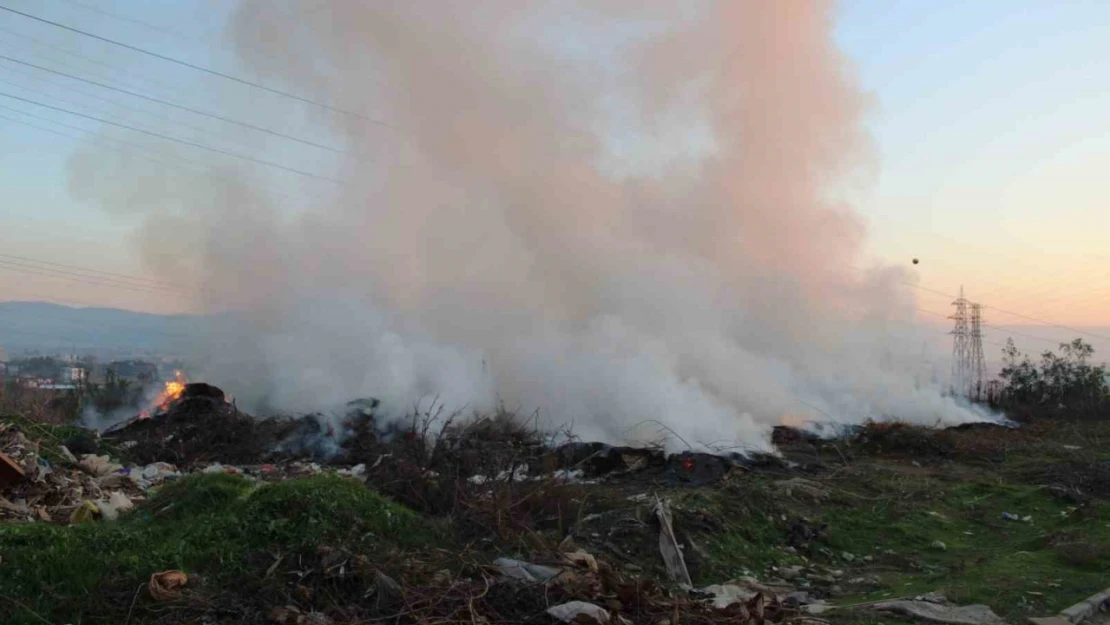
(0, 301, 202, 355)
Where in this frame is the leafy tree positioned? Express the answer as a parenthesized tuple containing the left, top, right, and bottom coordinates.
(998, 338, 1108, 413)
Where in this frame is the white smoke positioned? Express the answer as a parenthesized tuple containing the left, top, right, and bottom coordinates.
(68, 1, 992, 452)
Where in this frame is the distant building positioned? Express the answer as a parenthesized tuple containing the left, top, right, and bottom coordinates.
(62, 367, 87, 384)
(37, 383, 77, 391)
(106, 360, 158, 381)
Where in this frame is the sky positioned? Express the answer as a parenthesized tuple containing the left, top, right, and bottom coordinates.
(0, 0, 1108, 357)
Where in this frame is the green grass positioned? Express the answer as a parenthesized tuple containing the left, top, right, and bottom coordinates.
(688, 461, 1110, 622)
(0, 473, 436, 625)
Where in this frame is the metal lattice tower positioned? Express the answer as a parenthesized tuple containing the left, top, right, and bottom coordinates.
(950, 286, 970, 396)
(969, 303, 987, 400)
(949, 287, 987, 399)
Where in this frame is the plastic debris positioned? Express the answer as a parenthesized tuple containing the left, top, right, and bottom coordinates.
(96, 491, 134, 521)
(77, 454, 123, 477)
(202, 463, 242, 475)
(547, 601, 610, 624)
(654, 496, 692, 588)
(337, 464, 367, 479)
(58, 445, 78, 464)
(69, 499, 100, 524)
(268, 606, 333, 624)
(561, 549, 599, 573)
(699, 583, 758, 609)
(493, 557, 563, 583)
(149, 570, 188, 601)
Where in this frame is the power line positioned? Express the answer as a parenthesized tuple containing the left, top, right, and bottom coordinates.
(0, 56, 355, 176)
(0, 3, 396, 129)
(0, 89, 344, 183)
(0, 63, 250, 155)
(0, 51, 353, 155)
(911, 282, 1110, 343)
(0, 106, 329, 208)
(849, 264, 1110, 343)
(913, 302, 1075, 346)
(0, 259, 183, 294)
(0, 253, 177, 289)
(0, 22, 183, 97)
(51, 0, 197, 43)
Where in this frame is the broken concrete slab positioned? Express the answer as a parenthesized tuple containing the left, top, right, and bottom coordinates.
(871, 599, 1008, 625)
(1058, 587, 1110, 623)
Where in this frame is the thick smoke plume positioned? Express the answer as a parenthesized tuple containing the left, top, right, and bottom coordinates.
(69, 1, 991, 450)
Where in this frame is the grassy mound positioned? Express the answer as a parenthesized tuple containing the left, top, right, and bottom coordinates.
(0, 473, 435, 625)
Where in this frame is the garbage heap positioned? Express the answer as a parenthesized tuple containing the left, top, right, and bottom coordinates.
(0, 418, 177, 524)
(103, 382, 278, 465)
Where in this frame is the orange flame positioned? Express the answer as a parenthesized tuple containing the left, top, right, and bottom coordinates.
(139, 371, 187, 419)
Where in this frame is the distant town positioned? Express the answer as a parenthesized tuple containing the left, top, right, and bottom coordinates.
(0, 344, 184, 391)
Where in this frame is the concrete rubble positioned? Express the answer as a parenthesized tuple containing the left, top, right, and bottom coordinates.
(871, 593, 1009, 625)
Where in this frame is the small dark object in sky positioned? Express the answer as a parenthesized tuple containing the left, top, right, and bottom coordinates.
(912, 258, 919, 265)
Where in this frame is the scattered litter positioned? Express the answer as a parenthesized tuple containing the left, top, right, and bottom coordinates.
(561, 549, 599, 573)
(57, 445, 77, 464)
(68, 500, 99, 524)
(699, 583, 758, 608)
(492, 557, 562, 583)
(149, 570, 188, 601)
(931, 540, 947, 551)
(337, 463, 366, 479)
(654, 496, 692, 588)
(547, 601, 610, 623)
(268, 606, 333, 625)
(141, 462, 180, 483)
(95, 491, 134, 521)
(77, 454, 123, 477)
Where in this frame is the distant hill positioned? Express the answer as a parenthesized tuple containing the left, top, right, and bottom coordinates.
(0, 301, 201, 357)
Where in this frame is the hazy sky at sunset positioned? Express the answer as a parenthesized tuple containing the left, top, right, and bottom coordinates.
(1, 0, 1107, 340)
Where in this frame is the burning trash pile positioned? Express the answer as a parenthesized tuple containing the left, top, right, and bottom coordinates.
(94, 374, 768, 493)
(102, 378, 273, 465)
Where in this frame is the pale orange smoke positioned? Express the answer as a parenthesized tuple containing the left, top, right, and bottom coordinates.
(69, 1, 993, 449)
